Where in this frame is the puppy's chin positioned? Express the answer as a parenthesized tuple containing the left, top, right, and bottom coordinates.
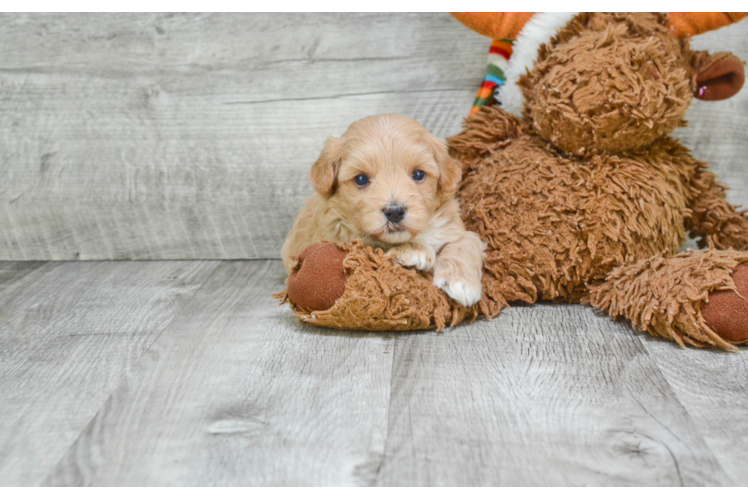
(378, 228, 413, 245)
(364, 223, 416, 245)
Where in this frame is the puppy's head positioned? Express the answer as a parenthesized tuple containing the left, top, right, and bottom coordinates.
(310, 114, 461, 245)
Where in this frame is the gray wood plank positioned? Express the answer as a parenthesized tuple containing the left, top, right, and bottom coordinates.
(3, 261, 746, 486)
(0, 89, 475, 260)
(0, 13, 488, 260)
(375, 304, 733, 486)
(0, 262, 47, 295)
(637, 335, 748, 485)
(0, 13, 485, 99)
(0, 260, 218, 486)
(42, 261, 395, 486)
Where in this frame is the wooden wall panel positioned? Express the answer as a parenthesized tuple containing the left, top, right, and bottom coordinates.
(0, 13, 746, 259)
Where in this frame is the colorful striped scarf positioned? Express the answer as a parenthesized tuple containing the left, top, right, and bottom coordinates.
(470, 39, 513, 115)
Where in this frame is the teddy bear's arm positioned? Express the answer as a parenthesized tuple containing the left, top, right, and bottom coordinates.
(686, 167, 748, 251)
(446, 105, 528, 168)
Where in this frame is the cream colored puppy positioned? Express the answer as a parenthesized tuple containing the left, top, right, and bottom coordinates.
(281, 114, 485, 306)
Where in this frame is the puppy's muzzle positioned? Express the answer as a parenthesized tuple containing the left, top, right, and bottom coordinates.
(383, 203, 407, 224)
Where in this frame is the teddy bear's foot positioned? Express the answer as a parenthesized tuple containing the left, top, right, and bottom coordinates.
(284, 242, 349, 311)
(275, 240, 484, 331)
(702, 263, 748, 343)
(589, 248, 748, 351)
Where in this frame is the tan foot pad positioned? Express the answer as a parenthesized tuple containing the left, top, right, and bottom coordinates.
(702, 263, 748, 343)
(287, 242, 348, 312)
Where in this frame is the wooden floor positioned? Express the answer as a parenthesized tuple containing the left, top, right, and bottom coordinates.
(0, 259, 746, 486)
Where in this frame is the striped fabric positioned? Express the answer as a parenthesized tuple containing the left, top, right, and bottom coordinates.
(469, 39, 513, 115)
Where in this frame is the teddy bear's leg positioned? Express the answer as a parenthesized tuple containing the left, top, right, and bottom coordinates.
(276, 241, 483, 331)
(589, 248, 748, 350)
(688, 167, 748, 251)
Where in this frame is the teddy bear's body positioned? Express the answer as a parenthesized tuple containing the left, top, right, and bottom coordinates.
(456, 117, 701, 305)
(451, 105, 748, 349)
(279, 12, 748, 350)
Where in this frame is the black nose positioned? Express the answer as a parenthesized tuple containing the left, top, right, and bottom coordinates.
(383, 204, 406, 223)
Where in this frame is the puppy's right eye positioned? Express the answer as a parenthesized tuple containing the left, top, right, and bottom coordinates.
(354, 174, 369, 186)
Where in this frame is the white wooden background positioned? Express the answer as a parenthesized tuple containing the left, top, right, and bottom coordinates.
(1, 13, 746, 260)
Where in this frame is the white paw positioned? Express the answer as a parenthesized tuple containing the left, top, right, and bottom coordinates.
(433, 277, 482, 306)
(387, 247, 435, 271)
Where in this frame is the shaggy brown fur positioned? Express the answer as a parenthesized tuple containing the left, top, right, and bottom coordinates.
(522, 13, 692, 155)
(278, 12, 748, 349)
(457, 133, 702, 300)
(589, 247, 748, 350)
(687, 168, 748, 250)
(276, 240, 481, 331)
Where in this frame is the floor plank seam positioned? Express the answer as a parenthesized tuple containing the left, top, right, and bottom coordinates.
(36, 261, 222, 486)
(223, 87, 471, 106)
(0, 262, 54, 299)
(373, 333, 400, 487)
(632, 330, 735, 486)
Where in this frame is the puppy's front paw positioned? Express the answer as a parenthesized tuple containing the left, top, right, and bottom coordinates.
(432, 261, 482, 306)
(433, 277, 482, 306)
(386, 244, 435, 271)
(431, 231, 484, 306)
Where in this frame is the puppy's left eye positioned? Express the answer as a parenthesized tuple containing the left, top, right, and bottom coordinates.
(412, 170, 426, 181)
(354, 174, 370, 186)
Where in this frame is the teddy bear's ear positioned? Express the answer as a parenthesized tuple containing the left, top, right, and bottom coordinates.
(691, 51, 745, 101)
(309, 136, 344, 197)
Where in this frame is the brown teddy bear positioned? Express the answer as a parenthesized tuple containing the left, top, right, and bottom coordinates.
(276, 12, 748, 351)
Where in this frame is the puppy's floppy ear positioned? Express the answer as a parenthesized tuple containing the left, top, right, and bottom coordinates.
(309, 136, 344, 197)
(439, 156, 463, 195)
(427, 134, 462, 195)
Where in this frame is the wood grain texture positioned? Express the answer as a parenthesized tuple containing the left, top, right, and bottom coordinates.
(0, 13, 487, 260)
(0, 262, 47, 295)
(2, 13, 743, 260)
(43, 261, 395, 486)
(0, 260, 746, 486)
(375, 304, 734, 486)
(638, 335, 748, 486)
(0, 260, 218, 486)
